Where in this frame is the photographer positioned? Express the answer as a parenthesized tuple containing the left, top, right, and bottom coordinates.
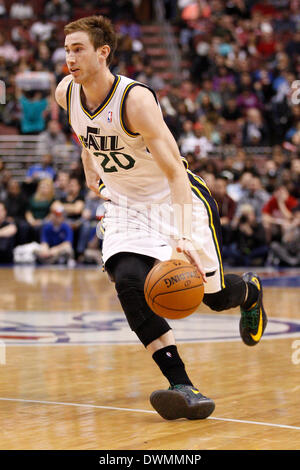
(223, 204, 268, 267)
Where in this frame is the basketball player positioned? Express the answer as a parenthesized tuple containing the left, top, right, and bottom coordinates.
(55, 16, 268, 421)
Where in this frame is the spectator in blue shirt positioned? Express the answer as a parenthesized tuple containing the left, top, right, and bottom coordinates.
(37, 201, 74, 265)
(26, 153, 56, 183)
(18, 90, 48, 135)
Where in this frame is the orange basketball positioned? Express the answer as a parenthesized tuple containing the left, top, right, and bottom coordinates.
(144, 259, 204, 319)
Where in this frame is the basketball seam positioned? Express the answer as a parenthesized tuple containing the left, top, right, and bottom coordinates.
(152, 284, 203, 312)
(152, 298, 201, 312)
(146, 264, 199, 300)
(144, 262, 162, 304)
(152, 283, 203, 302)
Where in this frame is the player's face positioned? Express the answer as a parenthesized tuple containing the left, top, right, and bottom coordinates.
(65, 31, 101, 84)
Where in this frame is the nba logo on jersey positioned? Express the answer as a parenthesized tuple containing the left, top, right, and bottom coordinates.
(107, 111, 113, 123)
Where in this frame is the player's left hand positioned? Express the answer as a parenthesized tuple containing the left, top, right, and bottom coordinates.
(176, 238, 207, 283)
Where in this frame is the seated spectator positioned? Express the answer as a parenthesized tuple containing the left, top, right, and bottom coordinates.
(30, 15, 54, 42)
(0, 32, 19, 64)
(77, 190, 104, 262)
(0, 0, 7, 17)
(37, 201, 74, 265)
(211, 175, 236, 245)
(180, 121, 213, 159)
(59, 177, 85, 252)
(37, 120, 67, 159)
(267, 204, 300, 267)
(26, 153, 56, 184)
(59, 177, 85, 225)
(221, 96, 243, 122)
(262, 183, 299, 242)
(223, 204, 268, 267)
(3, 179, 30, 245)
(0, 202, 17, 264)
(25, 178, 55, 241)
(237, 87, 262, 113)
(227, 171, 253, 202)
(44, 0, 71, 21)
(10, 0, 34, 20)
(54, 171, 70, 200)
(242, 108, 270, 146)
(196, 78, 222, 110)
(135, 64, 165, 92)
(234, 175, 270, 222)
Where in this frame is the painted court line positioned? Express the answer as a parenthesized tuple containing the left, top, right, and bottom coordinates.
(0, 397, 299, 431)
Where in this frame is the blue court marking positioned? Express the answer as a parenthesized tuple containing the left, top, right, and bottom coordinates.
(0, 311, 299, 345)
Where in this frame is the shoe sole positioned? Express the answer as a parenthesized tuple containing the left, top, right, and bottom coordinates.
(150, 390, 215, 420)
(240, 273, 268, 346)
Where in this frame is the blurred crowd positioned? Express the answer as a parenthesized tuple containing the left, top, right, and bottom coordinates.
(0, 0, 300, 267)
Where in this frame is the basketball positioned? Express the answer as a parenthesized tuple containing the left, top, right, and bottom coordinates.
(144, 259, 204, 319)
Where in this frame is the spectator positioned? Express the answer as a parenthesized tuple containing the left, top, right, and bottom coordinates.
(18, 90, 49, 135)
(227, 171, 253, 202)
(262, 184, 299, 242)
(10, 0, 34, 20)
(223, 204, 269, 267)
(26, 153, 56, 184)
(54, 171, 70, 200)
(0, 32, 19, 64)
(25, 178, 55, 241)
(44, 0, 71, 22)
(59, 177, 85, 251)
(77, 190, 104, 262)
(0, 202, 17, 264)
(30, 15, 54, 42)
(37, 201, 74, 265)
(234, 175, 270, 222)
(267, 204, 300, 267)
(221, 96, 243, 122)
(211, 175, 236, 245)
(136, 64, 166, 92)
(180, 121, 213, 159)
(3, 179, 30, 245)
(0, 0, 7, 17)
(37, 120, 67, 159)
(242, 108, 270, 146)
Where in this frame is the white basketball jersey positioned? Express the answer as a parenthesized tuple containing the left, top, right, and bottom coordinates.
(67, 74, 171, 205)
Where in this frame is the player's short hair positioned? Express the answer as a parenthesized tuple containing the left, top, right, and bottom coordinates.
(64, 15, 117, 65)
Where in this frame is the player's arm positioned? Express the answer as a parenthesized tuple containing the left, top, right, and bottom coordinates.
(81, 148, 109, 199)
(124, 86, 207, 281)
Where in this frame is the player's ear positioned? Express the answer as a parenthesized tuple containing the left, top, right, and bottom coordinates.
(97, 45, 110, 63)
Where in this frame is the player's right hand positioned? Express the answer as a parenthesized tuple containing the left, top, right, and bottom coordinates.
(176, 238, 207, 283)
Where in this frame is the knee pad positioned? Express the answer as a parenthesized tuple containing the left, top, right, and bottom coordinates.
(115, 271, 171, 347)
(203, 274, 246, 312)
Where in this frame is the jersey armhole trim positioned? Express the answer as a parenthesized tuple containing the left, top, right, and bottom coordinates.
(66, 80, 74, 125)
(119, 82, 159, 138)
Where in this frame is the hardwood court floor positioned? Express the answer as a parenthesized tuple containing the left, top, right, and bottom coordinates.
(0, 266, 299, 450)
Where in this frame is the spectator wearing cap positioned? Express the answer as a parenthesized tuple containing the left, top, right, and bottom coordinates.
(37, 201, 74, 265)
